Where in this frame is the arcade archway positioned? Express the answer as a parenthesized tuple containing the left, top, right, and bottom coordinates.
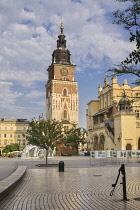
(99, 134, 105, 150)
(94, 135, 98, 150)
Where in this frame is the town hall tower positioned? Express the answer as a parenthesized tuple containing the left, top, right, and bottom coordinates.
(46, 23, 78, 131)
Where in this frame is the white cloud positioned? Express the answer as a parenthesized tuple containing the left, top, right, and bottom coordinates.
(25, 90, 45, 100)
(0, 0, 136, 126)
(0, 0, 133, 84)
(0, 81, 23, 105)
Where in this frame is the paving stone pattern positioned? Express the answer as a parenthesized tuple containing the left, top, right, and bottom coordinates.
(0, 166, 140, 210)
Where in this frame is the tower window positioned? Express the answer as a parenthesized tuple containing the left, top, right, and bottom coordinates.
(63, 88, 68, 96)
(64, 110, 67, 119)
(63, 77, 66, 81)
(62, 54, 66, 59)
(56, 55, 59, 60)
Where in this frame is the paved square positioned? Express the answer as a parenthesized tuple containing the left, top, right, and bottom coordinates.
(0, 157, 140, 209)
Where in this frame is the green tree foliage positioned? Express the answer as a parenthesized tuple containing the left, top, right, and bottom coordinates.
(2, 143, 19, 153)
(108, 0, 140, 84)
(64, 125, 86, 155)
(25, 119, 64, 164)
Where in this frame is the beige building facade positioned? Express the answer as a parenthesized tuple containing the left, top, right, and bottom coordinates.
(46, 24, 78, 131)
(0, 117, 29, 154)
(86, 76, 140, 151)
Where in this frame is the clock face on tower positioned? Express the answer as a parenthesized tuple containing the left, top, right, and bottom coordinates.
(60, 68, 68, 76)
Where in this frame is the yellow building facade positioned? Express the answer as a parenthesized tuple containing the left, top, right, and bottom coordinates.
(0, 117, 29, 155)
(86, 77, 140, 151)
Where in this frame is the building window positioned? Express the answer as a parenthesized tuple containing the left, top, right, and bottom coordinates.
(18, 127, 20, 130)
(23, 140, 26, 145)
(17, 140, 20, 145)
(64, 110, 67, 119)
(10, 134, 13, 138)
(10, 127, 13, 130)
(94, 116, 98, 125)
(4, 140, 7, 145)
(5, 127, 7, 130)
(18, 134, 20, 138)
(135, 110, 140, 118)
(63, 88, 68, 96)
(23, 127, 26, 130)
(9, 140, 12, 145)
(4, 134, 6, 138)
(64, 126, 69, 132)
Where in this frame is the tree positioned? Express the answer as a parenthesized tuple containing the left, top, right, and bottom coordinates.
(2, 143, 19, 153)
(64, 125, 86, 155)
(25, 119, 64, 164)
(108, 0, 140, 84)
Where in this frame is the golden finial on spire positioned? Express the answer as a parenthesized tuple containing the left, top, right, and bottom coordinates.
(60, 17, 64, 34)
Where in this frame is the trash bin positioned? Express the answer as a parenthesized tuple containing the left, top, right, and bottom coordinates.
(59, 161, 64, 172)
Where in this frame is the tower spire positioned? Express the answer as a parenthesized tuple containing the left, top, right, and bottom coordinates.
(51, 21, 71, 65)
(60, 19, 64, 34)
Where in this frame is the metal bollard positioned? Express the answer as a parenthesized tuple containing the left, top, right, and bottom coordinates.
(59, 161, 64, 172)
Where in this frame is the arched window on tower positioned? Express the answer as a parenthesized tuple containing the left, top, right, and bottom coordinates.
(64, 110, 67, 119)
(63, 76, 67, 81)
(63, 88, 68, 96)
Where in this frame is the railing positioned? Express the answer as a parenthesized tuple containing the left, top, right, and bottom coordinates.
(104, 126, 115, 144)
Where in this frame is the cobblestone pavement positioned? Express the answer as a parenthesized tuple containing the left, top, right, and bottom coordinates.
(0, 157, 140, 210)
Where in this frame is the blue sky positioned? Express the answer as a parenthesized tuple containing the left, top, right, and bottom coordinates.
(0, 0, 137, 128)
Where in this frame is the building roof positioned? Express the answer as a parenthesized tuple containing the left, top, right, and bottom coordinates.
(93, 106, 113, 117)
(61, 120, 71, 124)
(0, 118, 29, 123)
(52, 23, 71, 65)
(119, 97, 130, 105)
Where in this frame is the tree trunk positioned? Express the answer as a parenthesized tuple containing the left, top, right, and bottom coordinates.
(46, 149, 48, 165)
(76, 145, 78, 155)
